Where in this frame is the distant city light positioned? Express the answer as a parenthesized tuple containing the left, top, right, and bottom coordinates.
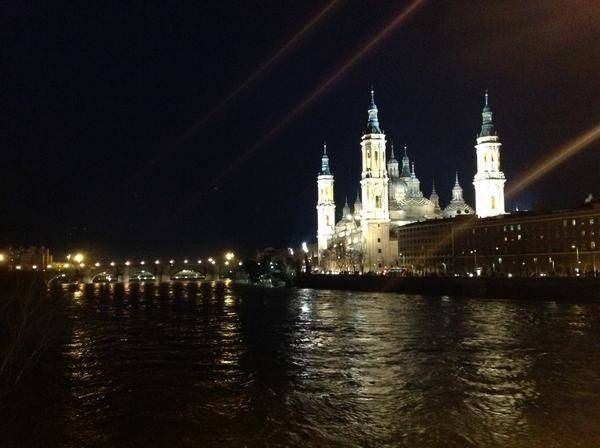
(46, 264, 52, 269)
(197, 260, 202, 264)
(95, 262, 100, 267)
(0, 254, 5, 262)
(184, 259, 188, 264)
(140, 261, 146, 265)
(73, 253, 84, 263)
(155, 260, 160, 265)
(16, 265, 22, 270)
(125, 261, 131, 266)
(79, 263, 85, 268)
(169, 259, 174, 264)
(110, 261, 115, 267)
(32, 265, 38, 270)
(225, 252, 235, 261)
(302, 242, 309, 253)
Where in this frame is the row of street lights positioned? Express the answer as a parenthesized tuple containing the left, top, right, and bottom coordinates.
(58, 252, 239, 270)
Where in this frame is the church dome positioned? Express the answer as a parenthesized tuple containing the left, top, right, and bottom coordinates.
(390, 177, 408, 201)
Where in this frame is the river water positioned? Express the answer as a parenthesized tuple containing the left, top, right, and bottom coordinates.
(30, 283, 600, 446)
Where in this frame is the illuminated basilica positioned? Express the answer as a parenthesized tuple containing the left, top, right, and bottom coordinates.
(316, 89, 505, 272)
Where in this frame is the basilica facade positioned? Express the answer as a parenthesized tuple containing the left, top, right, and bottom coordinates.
(316, 90, 506, 273)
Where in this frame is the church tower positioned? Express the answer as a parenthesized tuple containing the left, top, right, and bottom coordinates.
(473, 91, 506, 217)
(316, 143, 335, 259)
(360, 89, 396, 271)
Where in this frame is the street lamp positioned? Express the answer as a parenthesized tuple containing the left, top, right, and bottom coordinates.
(73, 253, 84, 264)
(572, 245, 580, 274)
(225, 252, 235, 261)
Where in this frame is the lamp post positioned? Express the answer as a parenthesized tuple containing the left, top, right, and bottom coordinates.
(572, 245, 580, 275)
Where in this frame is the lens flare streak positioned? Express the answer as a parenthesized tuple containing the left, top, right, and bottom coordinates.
(210, 0, 427, 188)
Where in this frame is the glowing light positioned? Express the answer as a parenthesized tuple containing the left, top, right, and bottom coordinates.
(238, 262, 243, 266)
(184, 259, 188, 264)
(125, 261, 131, 266)
(63, 263, 70, 269)
(224, 261, 229, 266)
(155, 260, 160, 265)
(506, 124, 600, 199)
(79, 263, 85, 268)
(73, 253, 84, 263)
(32, 265, 38, 270)
(169, 259, 174, 264)
(16, 265, 22, 270)
(140, 261, 146, 265)
(46, 264, 52, 269)
(94, 262, 100, 267)
(0, 254, 4, 262)
(302, 242, 309, 254)
(225, 252, 235, 261)
(197, 259, 202, 264)
(110, 261, 116, 267)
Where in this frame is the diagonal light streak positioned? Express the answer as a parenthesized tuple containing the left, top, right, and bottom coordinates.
(208, 0, 428, 189)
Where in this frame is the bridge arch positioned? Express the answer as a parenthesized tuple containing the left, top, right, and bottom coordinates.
(170, 269, 205, 281)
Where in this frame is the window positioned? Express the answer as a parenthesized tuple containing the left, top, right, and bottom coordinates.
(375, 196, 381, 208)
(572, 219, 576, 226)
(491, 196, 496, 210)
(591, 242, 596, 249)
(591, 219, 595, 225)
(377, 238, 381, 243)
(378, 249, 382, 254)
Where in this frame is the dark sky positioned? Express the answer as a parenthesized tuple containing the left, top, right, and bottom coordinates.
(3, 0, 599, 257)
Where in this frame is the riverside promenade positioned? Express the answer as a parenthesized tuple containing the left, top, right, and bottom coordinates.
(296, 274, 600, 301)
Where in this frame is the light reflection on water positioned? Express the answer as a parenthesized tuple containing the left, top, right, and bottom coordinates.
(54, 283, 600, 447)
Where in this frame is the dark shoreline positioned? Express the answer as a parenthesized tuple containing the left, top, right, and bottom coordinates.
(295, 274, 600, 301)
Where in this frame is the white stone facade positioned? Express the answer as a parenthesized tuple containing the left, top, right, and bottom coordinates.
(316, 90, 503, 272)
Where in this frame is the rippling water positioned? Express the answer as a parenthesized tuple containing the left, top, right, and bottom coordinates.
(42, 283, 600, 446)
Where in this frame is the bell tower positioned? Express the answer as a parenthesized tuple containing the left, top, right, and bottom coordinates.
(360, 89, 396, 271)
(473, 91, 506, 217)
(316, 143, 335, 259)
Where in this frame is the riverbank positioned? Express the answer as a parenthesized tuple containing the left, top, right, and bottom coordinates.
(296, 274, 600, 301)
(0, 272, 69, 446)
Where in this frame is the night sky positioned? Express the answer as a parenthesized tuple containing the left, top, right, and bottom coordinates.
(3, 1, 599, 257)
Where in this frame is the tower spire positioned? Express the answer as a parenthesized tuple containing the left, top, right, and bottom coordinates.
(454, 171, 459, 185)
(320, 141, 330, 174)
(390, 141, 396, 160)
(366, 87, 381, 134)
(479, 89, 495, 137)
